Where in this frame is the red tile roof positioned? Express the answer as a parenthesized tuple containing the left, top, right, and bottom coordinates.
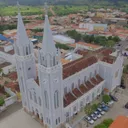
(64, 74, 104, 107)
(64, 92, 76, 107)
(79, 84, 88, 94)
(109, 116, 128, 128)
(96, 75, 104, 83)
(5, 82, 20, 92)
(75, 49, 89, 56)
(63, 56, 98, 79)
(102, 56, 114, 64)
(72, 88, 83, 98)
(7, 72, 17, 81)
(90, 77, 99, 85)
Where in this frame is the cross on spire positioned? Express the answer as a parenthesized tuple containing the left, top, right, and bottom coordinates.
(44, 2, 48, 15)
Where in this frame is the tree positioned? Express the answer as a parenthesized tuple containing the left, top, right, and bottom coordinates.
(123, 65, 128, 74)
(84, 105, 93, 127)
(91, 104, 98, 111)
(0, 97, 5, 106)
(102, 94, 111, 103)
(94, 123, 107, 128)
(112, 36, 120, 42)
(102, 119, 113, 127)
(107, 40, 115, 47)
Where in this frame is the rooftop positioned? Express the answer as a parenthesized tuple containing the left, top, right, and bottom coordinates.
(77, 42, 102, 50)
(64, 74, 104, 107)
(109, 116, 128, 128)
(0, 62, 11, 68)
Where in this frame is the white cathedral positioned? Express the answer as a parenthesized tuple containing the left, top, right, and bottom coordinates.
(14, 4, 124, 128)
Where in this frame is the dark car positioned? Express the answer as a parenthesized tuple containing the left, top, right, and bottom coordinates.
(109, 94, 118, 102)
(125, 102, 128, 109)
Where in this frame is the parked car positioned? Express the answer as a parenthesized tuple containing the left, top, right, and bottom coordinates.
(101, 104, 109, 112)
(94, 111, 101, 118)
(90, 114, 97, 120)
(107, 101, 114, 107)
(97, 108, 105, 115)
(109, 94, 118, 102)
(125, 102, 128, 109)
(84, 116, 94, 124)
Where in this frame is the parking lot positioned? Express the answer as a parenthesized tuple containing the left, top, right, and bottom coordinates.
(71, 87, 128, 128)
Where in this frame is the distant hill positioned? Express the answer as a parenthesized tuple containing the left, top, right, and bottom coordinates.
(0, 0, 128, 5)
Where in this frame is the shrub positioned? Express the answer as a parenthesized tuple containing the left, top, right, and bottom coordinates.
(94, 123, 107, 128)
(0, 97, 5, 106)
(91, 104, 98, 111)
(102, 94, 111, 103)
(102, 119, 113, 127)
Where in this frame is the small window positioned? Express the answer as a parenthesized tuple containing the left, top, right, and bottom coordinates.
(28, 67, 31, 71)
(64, 87, 67, 94)
(72, 83, 74, 90)
(73, 106, 76, 112)
(56, 119, 58, 125)
(80, 101, 83, 108)
(39, 97, 41, 106)
(84, 76, 86, 83)
(66, 112, 69, 117)
(58, 117, 60, 123)
(90, 72, 92, 78)
(78, 79, 80, 86)
(30, 91, 32, 100)
(34, 92, 37, 104)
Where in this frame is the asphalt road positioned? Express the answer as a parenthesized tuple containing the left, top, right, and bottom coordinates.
(0, 102, 22, 121)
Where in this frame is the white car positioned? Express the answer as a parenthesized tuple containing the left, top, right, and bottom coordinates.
(91, 114, 97, 120)
(85, 116, 94, 124)
(94, 111, 101, 118)
(97, 108, 105, 115)
(107, 101, 114, 107)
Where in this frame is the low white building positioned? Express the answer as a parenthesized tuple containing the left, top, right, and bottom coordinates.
(53, 35, 75, 44)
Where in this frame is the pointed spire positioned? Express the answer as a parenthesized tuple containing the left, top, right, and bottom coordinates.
(16, 2, 30, 46)
(42, 2, 56, 54)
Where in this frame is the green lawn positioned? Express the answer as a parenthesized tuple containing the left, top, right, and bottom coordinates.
(53, 5, 88, 16)
(0, 6, 43, 16)
(0, 5, 89, 16)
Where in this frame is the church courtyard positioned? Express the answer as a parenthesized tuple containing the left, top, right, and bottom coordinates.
(0, 88, 128, 128)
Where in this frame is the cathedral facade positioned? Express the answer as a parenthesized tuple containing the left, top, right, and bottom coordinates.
(14, 8, 124, 128)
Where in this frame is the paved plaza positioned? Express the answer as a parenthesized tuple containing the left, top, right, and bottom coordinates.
(0, 88, 128, 128)
(0, 109, 43, 128)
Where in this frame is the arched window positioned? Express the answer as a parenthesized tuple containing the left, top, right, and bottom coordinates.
(54, 90, 59, 109)
(34, 92, 37, 104)
(26, 47, 29, 55)
(44, 91, 49, 109)
(95, 70, 97, 75)
(53, 56, 56, 66)
(30, 91, 32, 100)
(21, 77, 24, 92)
(78, 79, 80, 86)
(90, 72, 92, 79)
(84, 76, 86, 83)
(39, 97, 41, 106)
(72, 83, 74, 90)
(86, 95, 90, 103)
